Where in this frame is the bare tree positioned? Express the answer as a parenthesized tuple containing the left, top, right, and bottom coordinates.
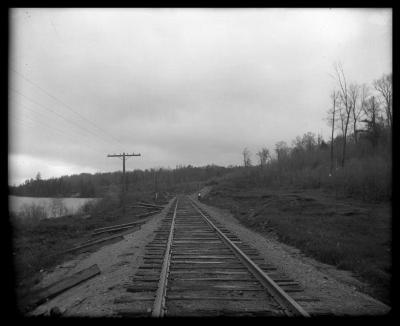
(256, 147, 270, 167)
(317, 133, 324, 147)
(373, 73, 392, 128)
(328, 90, 339, 174)
(334, 62, 351, 167)
(348, 83, 362, 144)
(357, 84, 369, 135)
(302, 132, 317, 151)
(362, 96, 381, 148)
(292, 132, 317, 153)
(275, 141, 290, 162)
(242, 147, 252, 167)
(336, 100, 345, 136)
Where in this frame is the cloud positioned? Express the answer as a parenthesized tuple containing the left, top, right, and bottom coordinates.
(8, 153, 98, 185)
(9, 8, 392, 185)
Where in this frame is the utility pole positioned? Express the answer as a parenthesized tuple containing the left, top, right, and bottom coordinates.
(107, 152, 141, 212)
(154, 168, 161, 202)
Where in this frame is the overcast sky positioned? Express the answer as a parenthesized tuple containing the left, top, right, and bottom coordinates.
(9, 8, 392, 186)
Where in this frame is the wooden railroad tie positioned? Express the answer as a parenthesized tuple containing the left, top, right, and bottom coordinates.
(25, 264, 101, 310)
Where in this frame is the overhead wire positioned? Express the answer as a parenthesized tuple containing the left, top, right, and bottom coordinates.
(9, 87, 120, 149)
(10, 114, 128, 174)
(11, 68, 125, 149)
(9, 112, 103, 156)
(14, 110, 96, 148)
(9, 69, 134, 175)
(11, 97, 110, 149)
(9, 101, 110, 154)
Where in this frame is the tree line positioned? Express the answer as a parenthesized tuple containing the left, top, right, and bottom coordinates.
(236, 66, 391, 201)
(241, 66, 392, 172)
(10, 165, 230, 198)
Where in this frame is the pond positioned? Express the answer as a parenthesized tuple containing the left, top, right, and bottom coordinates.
(9, 195, 101, 218)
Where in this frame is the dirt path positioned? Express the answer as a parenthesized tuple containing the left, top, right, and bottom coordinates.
(192, 192, 390, 316)
(30, 199, 174, 317)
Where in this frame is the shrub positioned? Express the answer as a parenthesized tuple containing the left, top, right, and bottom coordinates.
(13, 204, 48, 227)
(329, 156, 391, 201)
(49, 198, 68, 218)
(78, 200, 98, 215)
(205, 178, 219, 186)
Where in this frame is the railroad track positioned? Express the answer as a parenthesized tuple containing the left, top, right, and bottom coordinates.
(116, 195, 310, 317)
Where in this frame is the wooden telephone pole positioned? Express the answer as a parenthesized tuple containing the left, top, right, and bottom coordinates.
(107, 152, 141, 211)
(154, 168, 160, 202)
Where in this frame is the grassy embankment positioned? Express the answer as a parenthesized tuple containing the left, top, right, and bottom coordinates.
(10, 188, 168, 310)
(203, 154, 391, 305)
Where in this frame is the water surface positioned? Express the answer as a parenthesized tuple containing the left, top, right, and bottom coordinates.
(9, 195, 101, 218)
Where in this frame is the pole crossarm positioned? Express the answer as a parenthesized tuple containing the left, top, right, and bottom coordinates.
(106, 152, 141, 212)
(107, 153, 141, 158)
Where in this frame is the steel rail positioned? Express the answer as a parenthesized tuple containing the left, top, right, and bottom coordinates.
(151, 198, 179, 317)
(189, 198, 310, 317)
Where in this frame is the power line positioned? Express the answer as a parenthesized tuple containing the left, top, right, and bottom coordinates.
(10, 114, 35, 130)
(13, 111, 93, 147)
(10, 113, 102, 156)
(11, 68, 125, 148)
(14, 98, 111, 149)
(10, 87, 116, 147)
(10, 88, 120, 149)
(10, 108, 108, 154)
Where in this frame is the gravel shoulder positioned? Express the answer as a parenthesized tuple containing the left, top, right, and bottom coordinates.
(193, 191, 390, 316)
(30, 199, 174, 317)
